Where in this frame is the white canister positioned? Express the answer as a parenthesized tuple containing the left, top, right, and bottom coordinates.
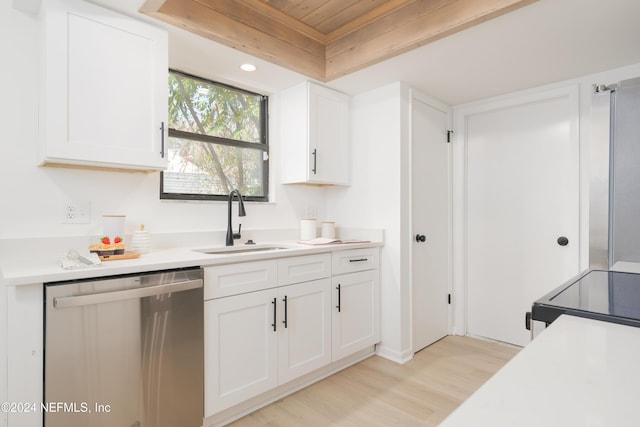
(321, 222, 336, 239)
(102, 215, 126, 242)
(299, 219, 317, 241)
(131, 224, 151, 254)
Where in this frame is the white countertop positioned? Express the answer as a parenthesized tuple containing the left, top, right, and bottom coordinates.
(440, 315, 640, 427)
(0, 240, 382, 286)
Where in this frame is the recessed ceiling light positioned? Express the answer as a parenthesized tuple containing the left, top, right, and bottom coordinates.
(240, 63, 257, 72)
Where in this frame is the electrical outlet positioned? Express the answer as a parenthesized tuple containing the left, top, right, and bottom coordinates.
(62, 201, 91, 224)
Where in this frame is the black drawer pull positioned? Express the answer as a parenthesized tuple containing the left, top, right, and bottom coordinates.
(312, 149, 317, 174)
(349, 258, 368, 263)
(271, 298, 277, 332)
(160, 121, 165, 158)
(282, 295, 288, 328)
(336, 284, 341, 312)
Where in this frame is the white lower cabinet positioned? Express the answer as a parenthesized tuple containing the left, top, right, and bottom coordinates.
(204, 249, 379, 418)
(332, 270, 380, 360)
(278, 279, 332, 384)
(205, 279, 332, 415)
(331, 248, 380, 360)
(205, 288, 278, 415)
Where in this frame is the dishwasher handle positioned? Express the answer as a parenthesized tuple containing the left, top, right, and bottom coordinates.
(53, 279, 203, 309)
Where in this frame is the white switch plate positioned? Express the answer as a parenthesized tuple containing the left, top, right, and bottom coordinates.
(62, 201, 91, 224)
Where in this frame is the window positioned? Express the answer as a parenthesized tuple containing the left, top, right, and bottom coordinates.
(161, 70, 269, 201)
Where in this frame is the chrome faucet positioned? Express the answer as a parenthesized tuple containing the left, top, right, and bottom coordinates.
(226, 189, 246, 246)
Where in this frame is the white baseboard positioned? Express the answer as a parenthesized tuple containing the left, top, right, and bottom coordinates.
(375, 344, 413, 364)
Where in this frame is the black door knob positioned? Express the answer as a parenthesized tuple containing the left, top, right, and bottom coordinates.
(557, 236, 569, 246)
(416, 234, 426, 243)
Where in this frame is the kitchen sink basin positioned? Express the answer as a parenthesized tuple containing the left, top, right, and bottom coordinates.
(194, 244, 291, 255)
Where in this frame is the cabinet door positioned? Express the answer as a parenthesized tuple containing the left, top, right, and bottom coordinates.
(280, 81, 350, 185)
(332, 270, 380, 360)
(205, 289, 278, 415)
(278, 279, 332, 384)
(280, 83, 309, 184)
(40, 0, 168, 170)
(308, 83, 350, 184)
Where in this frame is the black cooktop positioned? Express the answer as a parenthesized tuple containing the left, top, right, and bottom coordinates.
(531, 269, 640, 328)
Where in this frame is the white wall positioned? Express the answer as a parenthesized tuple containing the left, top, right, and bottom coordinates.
(331, 62, 640, 360)
(450, 61, 640, 336)
(327, 82, 413, 363)
(0, 3, 326, 241)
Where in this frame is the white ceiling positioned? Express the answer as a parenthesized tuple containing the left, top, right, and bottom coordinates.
(98, 0, 640, 105)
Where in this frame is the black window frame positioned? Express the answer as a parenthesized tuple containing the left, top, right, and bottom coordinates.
(160, 69, 269, 202)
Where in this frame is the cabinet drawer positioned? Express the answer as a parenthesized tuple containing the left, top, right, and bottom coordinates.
(278, 253, 331, 285)
(332, 248, 379, 275)
(204, 260, 277, 300)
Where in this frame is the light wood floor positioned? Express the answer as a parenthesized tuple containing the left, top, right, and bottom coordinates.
(229, 336, 520, 426)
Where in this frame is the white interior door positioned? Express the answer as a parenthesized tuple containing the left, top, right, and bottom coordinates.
(465, 87, 580, 347)
(411, 96, 451, 352)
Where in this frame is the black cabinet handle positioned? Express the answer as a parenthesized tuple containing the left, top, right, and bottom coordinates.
(271, 298, 277, 332)
(336, 284, 341, 312)
(557, 236, 569, 246)
(349, 258, 368, 263)
(416, 234, 426, 243)
(160, 121, 165, 158)
(312, 148, 317, 174)
(282, 295, 288, 328)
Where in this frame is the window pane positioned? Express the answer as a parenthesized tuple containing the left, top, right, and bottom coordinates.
(163, 70, 268, 201)
(168, 73, 262, 144)
(164, 137, 265, 197)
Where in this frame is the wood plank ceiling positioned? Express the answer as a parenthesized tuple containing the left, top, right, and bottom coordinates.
(141, 0, 537, 82)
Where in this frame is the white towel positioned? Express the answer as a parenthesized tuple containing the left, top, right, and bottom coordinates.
(61, 249, 102, 269)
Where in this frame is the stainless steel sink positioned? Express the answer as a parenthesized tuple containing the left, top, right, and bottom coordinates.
(194, 244, 291, 255)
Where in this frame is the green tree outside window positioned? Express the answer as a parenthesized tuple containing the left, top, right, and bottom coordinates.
(161, 70, 269, 201)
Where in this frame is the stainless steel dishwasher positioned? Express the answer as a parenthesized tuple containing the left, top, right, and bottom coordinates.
(44, 267, 203, 427)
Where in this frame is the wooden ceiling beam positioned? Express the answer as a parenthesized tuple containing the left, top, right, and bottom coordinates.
(299, 0, 362, 32)
(231, 0, 327, 43)
(142, 0, 326, 81)
(324, 0, 414, 43)
(327, 0, 451, 51)
(193, 0, 325, 55)
(141, 0, 538, 83)
(325, 0, 537, 81)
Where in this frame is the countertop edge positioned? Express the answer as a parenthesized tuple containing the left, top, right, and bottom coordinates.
(1, 241, 383, 286)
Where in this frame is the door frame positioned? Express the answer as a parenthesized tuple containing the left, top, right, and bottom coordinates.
(409, 89, 453, 352)
(452, 84, 582, 336)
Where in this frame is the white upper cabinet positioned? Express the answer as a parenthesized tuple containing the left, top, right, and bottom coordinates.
(39, 0, 168, 171)
(280, 81, 350, 185)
